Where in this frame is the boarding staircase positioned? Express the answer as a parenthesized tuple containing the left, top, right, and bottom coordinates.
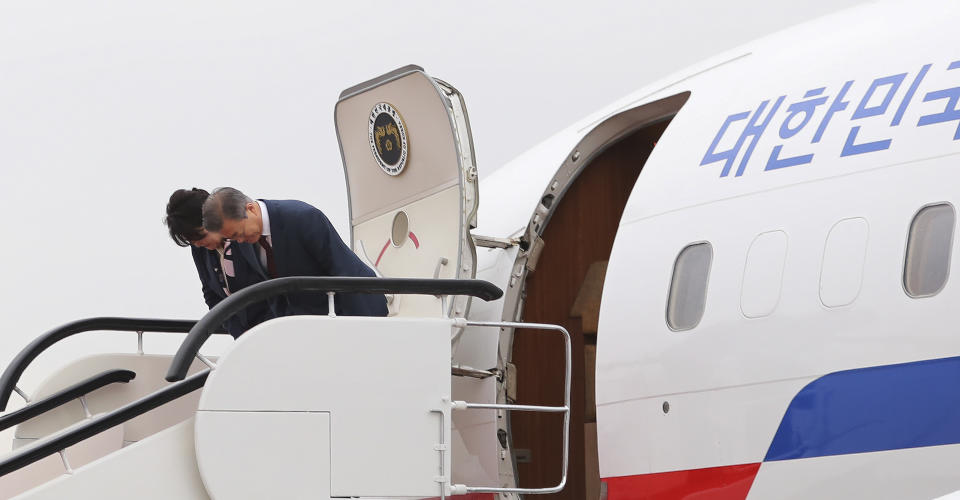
(0, 277, 570, 499)
(1, 64, 567, 499)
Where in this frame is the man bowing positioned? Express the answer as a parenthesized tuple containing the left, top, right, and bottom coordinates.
(201, 187, 388, 317)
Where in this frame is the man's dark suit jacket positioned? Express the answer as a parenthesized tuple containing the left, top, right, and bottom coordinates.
(262, 199, 388, 317)
(191, 242, 281, 337)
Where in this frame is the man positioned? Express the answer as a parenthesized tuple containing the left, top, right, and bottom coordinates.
(164, 188, 282, 337)
(201, 187, 388, 317)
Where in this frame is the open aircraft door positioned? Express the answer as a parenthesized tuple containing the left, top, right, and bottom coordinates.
(335, 65, 479, 319)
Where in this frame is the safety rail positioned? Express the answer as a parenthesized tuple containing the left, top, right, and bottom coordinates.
(0, 369, 135, 433)
(0, 279, 508, 488)
(0, 370, 209, 477)
(447, 319, 571, 496)
(166, 276, 504, 382)
(0, 317, 227, 411)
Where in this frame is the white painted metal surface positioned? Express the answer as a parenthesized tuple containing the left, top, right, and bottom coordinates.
(336, 68, 478, 319)
(195, 412, 330, 500)
(820, 217, 870, 307)
(596, 376, 814, 478)
(195, 315, 452, 498)
(15, 419, 209, 500)
(445, 246, 518, 489)
(355, 187, 463, 317)
(592, 2, 960, 494)
(1, 417, 123, 498)
(598, 158, 960, 474)
(740, 231, 788, 318)
(15, 354, 211, 445)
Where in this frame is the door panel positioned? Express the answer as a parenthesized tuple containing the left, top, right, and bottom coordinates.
(335, 65, 478, 318)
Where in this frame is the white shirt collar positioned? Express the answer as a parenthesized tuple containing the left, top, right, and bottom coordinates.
(257, 200, 271, 237)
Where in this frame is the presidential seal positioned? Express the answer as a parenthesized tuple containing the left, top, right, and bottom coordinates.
(368, 102, 408, 176)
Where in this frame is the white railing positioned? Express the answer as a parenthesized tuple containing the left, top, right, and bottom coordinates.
(447, 319, 571, 496)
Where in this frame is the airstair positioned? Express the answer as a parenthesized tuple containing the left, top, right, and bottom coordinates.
(0, 278, 570, 499)
(0, 65, 571, 499)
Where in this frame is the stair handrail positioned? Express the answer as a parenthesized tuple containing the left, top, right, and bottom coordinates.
(0, 317, 226, 411)
(165, 276, 504, 382)
(0, 369, 136, 433)
(0, 369, 208, 478)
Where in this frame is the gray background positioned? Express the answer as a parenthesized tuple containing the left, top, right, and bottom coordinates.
(0, 0, 867, 427)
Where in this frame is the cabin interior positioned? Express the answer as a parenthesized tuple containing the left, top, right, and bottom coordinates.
(511, 119, 670, 500)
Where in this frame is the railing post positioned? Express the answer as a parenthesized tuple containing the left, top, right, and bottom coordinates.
(431, 405, 449, 500)
(0, 370, 209, 478)
(327, 292, 337, 317)
(0, 317, 226, 412)
(13, 386, 29, 403)
(58, 450, 73, 475)
(196, 354, 217, 370)
(78, 395, 92, 419)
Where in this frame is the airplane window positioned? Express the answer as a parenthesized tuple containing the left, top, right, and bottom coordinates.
(741, 231, 788, 318)
(666, 242, 713, 331)
(904, 203, 955, 298)
(820, 218, 869, 308)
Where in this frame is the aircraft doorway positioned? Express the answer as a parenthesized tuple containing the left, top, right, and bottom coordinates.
(510, 118, 673, 500)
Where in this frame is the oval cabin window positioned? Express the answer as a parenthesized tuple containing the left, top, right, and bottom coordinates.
(904, 203, 955, 298)
(740, 231, 788, 318)
(666, 242, 713, 331)
(820, 218, 869, 308)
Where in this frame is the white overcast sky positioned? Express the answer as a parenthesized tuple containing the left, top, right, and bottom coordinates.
(0, 1, 868, 407)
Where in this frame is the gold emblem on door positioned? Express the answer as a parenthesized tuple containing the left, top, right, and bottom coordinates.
(368, 102, 409, 176)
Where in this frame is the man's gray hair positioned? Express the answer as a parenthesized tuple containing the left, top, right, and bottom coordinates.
(202, 187, 252, 232)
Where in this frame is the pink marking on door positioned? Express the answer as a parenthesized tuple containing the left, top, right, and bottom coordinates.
(375, 239, 391, 267)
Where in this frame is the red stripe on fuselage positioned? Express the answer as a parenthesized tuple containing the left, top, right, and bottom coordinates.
(604, 463, 761, 499)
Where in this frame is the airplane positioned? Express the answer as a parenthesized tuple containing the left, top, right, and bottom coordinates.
(2, 1, 960, 498)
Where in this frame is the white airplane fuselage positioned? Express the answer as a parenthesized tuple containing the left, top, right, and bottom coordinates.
(473, 1, 960, 497)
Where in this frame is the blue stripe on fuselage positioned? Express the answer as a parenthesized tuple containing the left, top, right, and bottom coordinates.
(765, 356, 960, 461)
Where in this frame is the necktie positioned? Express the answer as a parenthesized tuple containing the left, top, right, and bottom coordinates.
(259, 235, 277, 279)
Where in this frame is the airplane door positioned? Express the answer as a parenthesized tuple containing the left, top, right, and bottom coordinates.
(335, 65, 478, 318)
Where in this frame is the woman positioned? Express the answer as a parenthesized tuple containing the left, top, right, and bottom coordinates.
(164, 188, 279, 337)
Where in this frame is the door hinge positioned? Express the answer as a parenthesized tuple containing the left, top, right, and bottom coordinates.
(524, 236, 545, 272)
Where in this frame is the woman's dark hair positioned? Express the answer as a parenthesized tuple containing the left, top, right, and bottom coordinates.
(165, 188, 210, 246)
